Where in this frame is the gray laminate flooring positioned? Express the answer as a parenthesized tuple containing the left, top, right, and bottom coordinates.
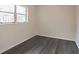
(2, 35, 79, 54)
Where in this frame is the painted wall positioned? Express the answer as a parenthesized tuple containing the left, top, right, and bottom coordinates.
(37, 5, 76, 41)
(0, 6, 37, 53)
(76, 6, 79, 48)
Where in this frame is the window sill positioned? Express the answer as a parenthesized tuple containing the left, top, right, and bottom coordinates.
(0, 22, 28, 25)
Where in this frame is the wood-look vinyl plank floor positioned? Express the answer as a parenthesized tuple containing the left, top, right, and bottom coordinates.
(2, 35, 79, 54)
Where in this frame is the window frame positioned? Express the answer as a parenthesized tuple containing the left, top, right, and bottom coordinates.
(0, 5, 27, 24)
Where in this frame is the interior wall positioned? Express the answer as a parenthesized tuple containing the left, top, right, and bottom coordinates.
(37, 5, 76, 41)
(0, 6, 37, 53)
(76, 6, 79, 48)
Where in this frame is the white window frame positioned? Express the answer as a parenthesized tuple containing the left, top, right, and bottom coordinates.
(0, 5, 28, 24)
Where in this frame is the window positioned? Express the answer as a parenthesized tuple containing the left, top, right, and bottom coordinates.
(0, 5, 27, 24)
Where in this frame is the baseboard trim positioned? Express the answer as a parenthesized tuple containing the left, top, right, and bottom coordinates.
(75, 41, 79, 49)
(2, 35, 38, 54)
(37, 35, 75, 41)
(2, 35, 75, 54)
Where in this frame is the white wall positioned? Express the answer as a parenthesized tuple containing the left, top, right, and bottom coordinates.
(0, 6, 37, 53)
(76, 6, 79, 48)
(37, 5, 76, 41)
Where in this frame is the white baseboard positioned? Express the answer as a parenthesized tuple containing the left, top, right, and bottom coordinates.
(75, 41, 79, 49)
(1, 34, 76, 53)
(0, 34, 36, 53)
(38, 34, 75, 41)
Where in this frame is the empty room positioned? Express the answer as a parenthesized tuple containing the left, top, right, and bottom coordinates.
(0, 5, 79, 54)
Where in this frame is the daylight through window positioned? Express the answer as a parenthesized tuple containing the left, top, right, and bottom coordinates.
(0, 5, 27, 24)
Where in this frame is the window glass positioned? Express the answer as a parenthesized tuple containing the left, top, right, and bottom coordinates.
(0, 5, 27, 24)
(0, 12, 14, 23)
(0, 5, 14, 13)
(16, 14, 25, 22)
(16, 6, 26, 22)
(16, 6, 26, 14)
